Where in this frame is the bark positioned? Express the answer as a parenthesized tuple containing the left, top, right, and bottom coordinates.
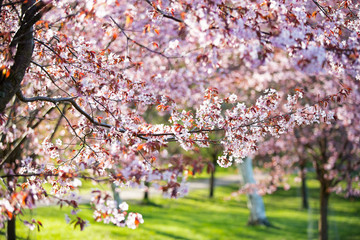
(209, 153, 217, 198)
(111, 183, 122, 208)
(6, 175, 16, 240)
(0, 0, 3, 13)
(238, 157, 270, 226)
(143, 181, 150, 202)
(300, 164, 309, 209)
(319, 181, 330, 240)
(7, 216, 15, 240)
(0, 1, 50, 113)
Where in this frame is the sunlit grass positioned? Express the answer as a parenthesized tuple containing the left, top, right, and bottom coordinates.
(3, 176, 360, 240)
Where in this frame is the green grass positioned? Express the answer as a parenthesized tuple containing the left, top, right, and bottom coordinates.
(187, 165, 238, 181)
(2, 177, 360, 240)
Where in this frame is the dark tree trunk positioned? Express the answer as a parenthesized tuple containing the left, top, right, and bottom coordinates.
(0, 0, 3, 13)
(0, 0, 51, 113)
(143, 182, 150, 202)
(7, 176, 16, 240)
(209, 154, 217, 198)
(300, 164, 309, 209)
(7, 216, 16, 240)
(144, 190, 149, 201)
(319, 181, 330, 240)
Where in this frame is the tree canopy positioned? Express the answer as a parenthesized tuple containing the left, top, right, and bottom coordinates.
(0, 0, 359, 237)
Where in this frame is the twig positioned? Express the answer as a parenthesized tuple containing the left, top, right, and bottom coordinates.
(143, 0, 184, 24)
(16, 90, 116, 130)
(110, 16, 181, 59)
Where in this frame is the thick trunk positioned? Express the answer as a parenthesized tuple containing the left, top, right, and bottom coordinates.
(319, 182, 329, 240)
(238, 157, 270, 226)
(300, 165, 309, 209)
(0, 1, 35, 113)
(0, 1, 50, 113)
(209, 154, 217, 198)
(246, 192, 269, 226)
(7, 216, 16, 240)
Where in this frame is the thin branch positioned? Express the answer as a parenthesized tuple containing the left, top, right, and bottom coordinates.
(0, 106, 55, 168)
(54, 104, 98, 156)
(49, 105, 66, 141)
(16, 90, 116, 130)
(138, 150, 156, 169)
(31, 60, 70, 96)
(30, 106, 55, 129)
(0, 133, 27, 168)
(312, 0, 332, 20)
(110, 16, 181, 59)
(0, 172, 110, 182)
(311, 0, 353, 33)
(66, 145, 85, 164)
(143, 0, 184, 24)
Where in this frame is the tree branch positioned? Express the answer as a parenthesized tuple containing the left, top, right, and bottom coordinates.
(143, 0, 184, 24)
(110, 17, 180, 59)
(16, 90, 117, 130)
(30, 60, 70, 96)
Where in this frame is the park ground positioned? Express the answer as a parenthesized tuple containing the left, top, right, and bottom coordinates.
(2, 171, 360, 240)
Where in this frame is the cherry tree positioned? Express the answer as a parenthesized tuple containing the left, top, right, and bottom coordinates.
(232, 53, 360, 239)
(257, 75, 360, 240)
(0, 0, 358, 240)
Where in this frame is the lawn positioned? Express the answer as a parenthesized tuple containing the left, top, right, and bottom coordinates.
(2, 176, 360, 240)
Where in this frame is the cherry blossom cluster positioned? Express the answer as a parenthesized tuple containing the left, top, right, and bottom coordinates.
(115, 158, 190, 198)
(91, 190, 143, 228)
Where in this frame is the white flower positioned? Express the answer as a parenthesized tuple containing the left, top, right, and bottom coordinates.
(56, 139, 62, 146)
(119, 202, 129, 211)
(228, 94, 237, 103)
(168, 40, 179, 50)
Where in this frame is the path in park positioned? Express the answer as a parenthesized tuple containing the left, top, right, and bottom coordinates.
(118, 174, 242, 201)
(38, 175, 242, 206)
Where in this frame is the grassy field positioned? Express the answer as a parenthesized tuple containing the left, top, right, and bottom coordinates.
(2, 176, 360, 240)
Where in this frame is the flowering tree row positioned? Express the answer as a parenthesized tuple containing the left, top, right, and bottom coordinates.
(0, 0, 359, 239)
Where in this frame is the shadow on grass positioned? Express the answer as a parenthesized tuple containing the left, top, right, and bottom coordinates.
(142, 227, 192, 240)
(0, 230, 29, 240)
(140, 200, 163, 208)
(12, 182, 360, 240)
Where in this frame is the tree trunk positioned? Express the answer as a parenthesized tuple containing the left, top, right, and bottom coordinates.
(319, 181, 330, 240)
(5, 174, 16, 240)
(7, 216, 16, 240)
(209, 153, 217, 198)
(300, 164, 309, 209)
(143, 182, 150, 203)
(238, 157, 270, 226)
(0, 0, 37, 113)
(111, 183, 122, 208)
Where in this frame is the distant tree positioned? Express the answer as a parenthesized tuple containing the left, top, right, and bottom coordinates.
(256, 75, 360, 240)
(238, 157, 270, 226)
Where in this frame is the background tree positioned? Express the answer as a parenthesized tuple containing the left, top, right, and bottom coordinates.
(252, 66, 360, 240)
(237, 157, 270, 226)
